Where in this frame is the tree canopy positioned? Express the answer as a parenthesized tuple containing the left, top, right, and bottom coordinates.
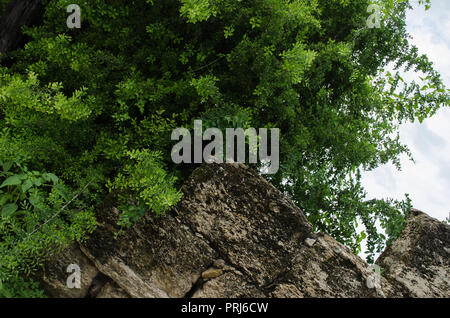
(0, 0, 448, 296)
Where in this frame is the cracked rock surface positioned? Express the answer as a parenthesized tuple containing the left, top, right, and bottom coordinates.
(38, 163, 449, 298)
(376, 209, 450, 297)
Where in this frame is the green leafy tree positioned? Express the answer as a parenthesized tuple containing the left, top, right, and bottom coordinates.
(0, 0, 448, 296)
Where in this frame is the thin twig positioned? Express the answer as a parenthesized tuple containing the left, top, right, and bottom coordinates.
(27, 178, 95, 237)
(189, 56, 226, 74)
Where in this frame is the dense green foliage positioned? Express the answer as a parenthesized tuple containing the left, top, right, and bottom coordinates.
(0, 0, 448, 296)
(0, 157, 95, 297)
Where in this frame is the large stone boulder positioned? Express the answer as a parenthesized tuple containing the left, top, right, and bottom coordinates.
(376, 209, 450, 297)
(38, 163, 449, 298)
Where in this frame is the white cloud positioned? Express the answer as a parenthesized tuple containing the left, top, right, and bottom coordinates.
(361, 1, 450, 222)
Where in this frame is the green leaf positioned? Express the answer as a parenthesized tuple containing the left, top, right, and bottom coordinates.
(32, 177, 43, 187)
(2, 161, 13, 172)
(0, 194, 9, 206)
(42, 173, 59, 184)
(28, 194, 41, 207)
(2, 203, 18, 217)
(22, 179, 33, 193)
(14, 210, 27, 216)
(53, 184, 70, 201)
(0, 175, 23, 188)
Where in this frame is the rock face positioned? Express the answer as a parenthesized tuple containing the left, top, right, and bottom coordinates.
(376, 209, 450, 297)
(38, 163, 449, 298)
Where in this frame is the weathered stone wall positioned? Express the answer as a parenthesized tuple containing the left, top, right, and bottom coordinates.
(38, 163, 450, 298)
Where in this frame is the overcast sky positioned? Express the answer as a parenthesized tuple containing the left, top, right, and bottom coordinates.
(361, 0, 450, 222)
